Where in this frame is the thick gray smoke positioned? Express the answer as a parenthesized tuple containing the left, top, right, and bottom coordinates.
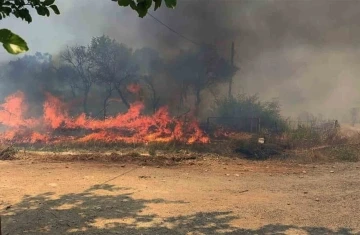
(136, 0, 360, 120)
(2, 0, 360, 120)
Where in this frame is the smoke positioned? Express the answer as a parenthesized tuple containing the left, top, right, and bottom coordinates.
(2, 0, 360, 120)
(135, 0, 360, 120)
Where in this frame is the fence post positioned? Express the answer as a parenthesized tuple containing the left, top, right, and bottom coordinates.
(206, 117, 210, 132)
(258, 118, 261, 133)
(250, 118, 253, 132)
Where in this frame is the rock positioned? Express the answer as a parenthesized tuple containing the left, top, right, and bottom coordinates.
(330, 171, 334, 173)
(138, 176, 150, 179)
(304, 191, 308, 194)
(225, 174, 230, 176)
(235, 174, 240, 177)
(287, 203, 291, 205)
(121, 165, 126, 168)
(302, 170, 307, 174)
(315, 198, 320, 201)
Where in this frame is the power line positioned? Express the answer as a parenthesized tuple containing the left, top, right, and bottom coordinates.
(147, 12, 201, 46)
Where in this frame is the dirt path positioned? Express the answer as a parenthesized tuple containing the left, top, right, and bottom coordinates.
(0, 158, 359, 234)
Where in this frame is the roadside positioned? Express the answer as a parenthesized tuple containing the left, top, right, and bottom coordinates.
(0, 158, 359, 234)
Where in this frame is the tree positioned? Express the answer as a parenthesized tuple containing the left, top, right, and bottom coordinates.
(3, 51, 63, 115)
(167, 46, 237, 115)
(132, 47, 164, 113)
(350, 108, 359, 127)
(0, 0, 176, 55)
(60, 46, 94, 116)
(88, 35, 138, 114)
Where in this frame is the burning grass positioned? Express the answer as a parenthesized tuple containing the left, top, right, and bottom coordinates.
(1, 91, 358, 164)
(0, 91, 209, 145)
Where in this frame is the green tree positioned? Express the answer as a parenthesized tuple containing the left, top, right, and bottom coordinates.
(0, 0, 176, 54)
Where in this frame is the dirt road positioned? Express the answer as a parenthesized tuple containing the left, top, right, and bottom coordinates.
(0, 158, 359, 234)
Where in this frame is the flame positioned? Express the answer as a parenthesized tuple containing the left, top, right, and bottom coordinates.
(0, 91, 209, 145)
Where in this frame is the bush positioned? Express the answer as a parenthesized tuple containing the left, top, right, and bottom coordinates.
(0, 145, 17, 160)
(210, 94, 286, 132)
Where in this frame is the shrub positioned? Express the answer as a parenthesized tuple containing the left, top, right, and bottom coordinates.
(0, 145, 17, 160)
(210, 94, 286, 132)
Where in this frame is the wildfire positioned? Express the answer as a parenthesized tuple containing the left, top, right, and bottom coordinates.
(0, 91, 209, 145)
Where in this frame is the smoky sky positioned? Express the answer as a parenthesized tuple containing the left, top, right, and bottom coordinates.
(1, 0, 360, 120)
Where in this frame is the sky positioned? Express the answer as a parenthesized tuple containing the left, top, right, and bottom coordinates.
(0, 1, 143, 62)
(1, 0, 360, 120)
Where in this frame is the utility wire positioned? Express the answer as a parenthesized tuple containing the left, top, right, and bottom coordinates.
(147, 12, 201, 46)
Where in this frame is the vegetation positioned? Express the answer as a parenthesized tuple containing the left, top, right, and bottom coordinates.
(0, 145, 17, 160)
(210, 94, 286, 132)
(0, 0, 176, 54)
(1, 35, 233, 119)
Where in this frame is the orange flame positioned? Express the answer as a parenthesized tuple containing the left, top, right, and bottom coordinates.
(0, 91, 209, 145)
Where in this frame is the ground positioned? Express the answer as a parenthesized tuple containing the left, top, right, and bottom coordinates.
(0, 155, 359, 235)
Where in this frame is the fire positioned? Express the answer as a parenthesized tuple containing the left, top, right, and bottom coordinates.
(0, 91, 209, 145)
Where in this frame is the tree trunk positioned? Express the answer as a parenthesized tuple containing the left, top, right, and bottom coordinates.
(194, 88, 201, 117)
(115, 86, 130, 109)
(83, 89, 90, 116)
(103, 92, 112, 120)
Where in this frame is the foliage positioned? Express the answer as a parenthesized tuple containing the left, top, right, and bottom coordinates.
(321, 145, 359, 162)
(2, 52, 64, 110)
(211, 94, 286, 131)
(114, 0, 176, 17)
(167, 46, 236, 114)
(0, 0, 60, 22)
(0, 145, 17, 160)
(0, 0, 175, 54)
(88, 35, 138, 109)
(0, 0, 60, 54)
(60, 45, 95, 115)
(0, 28, 28, 54)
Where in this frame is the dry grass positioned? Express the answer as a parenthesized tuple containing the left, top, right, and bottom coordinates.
(0, 145, 17, 160)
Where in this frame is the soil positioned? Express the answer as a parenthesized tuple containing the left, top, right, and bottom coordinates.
(0, 154, 359, 235)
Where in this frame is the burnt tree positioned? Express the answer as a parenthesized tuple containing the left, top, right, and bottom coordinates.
(168, 46, 237, 116)
(61, 46, 94, 116)
(88, 35, 138, 111)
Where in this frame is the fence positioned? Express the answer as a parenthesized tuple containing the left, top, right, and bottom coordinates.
(271, 119, 339, 133)
(204, 117, 261, 134)
(203, 116, 339, 135)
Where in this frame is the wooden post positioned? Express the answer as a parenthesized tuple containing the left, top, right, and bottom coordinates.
(228, 42, 235, 98)
(1, 215, 2, 235)
(250, 118, 253, 133)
